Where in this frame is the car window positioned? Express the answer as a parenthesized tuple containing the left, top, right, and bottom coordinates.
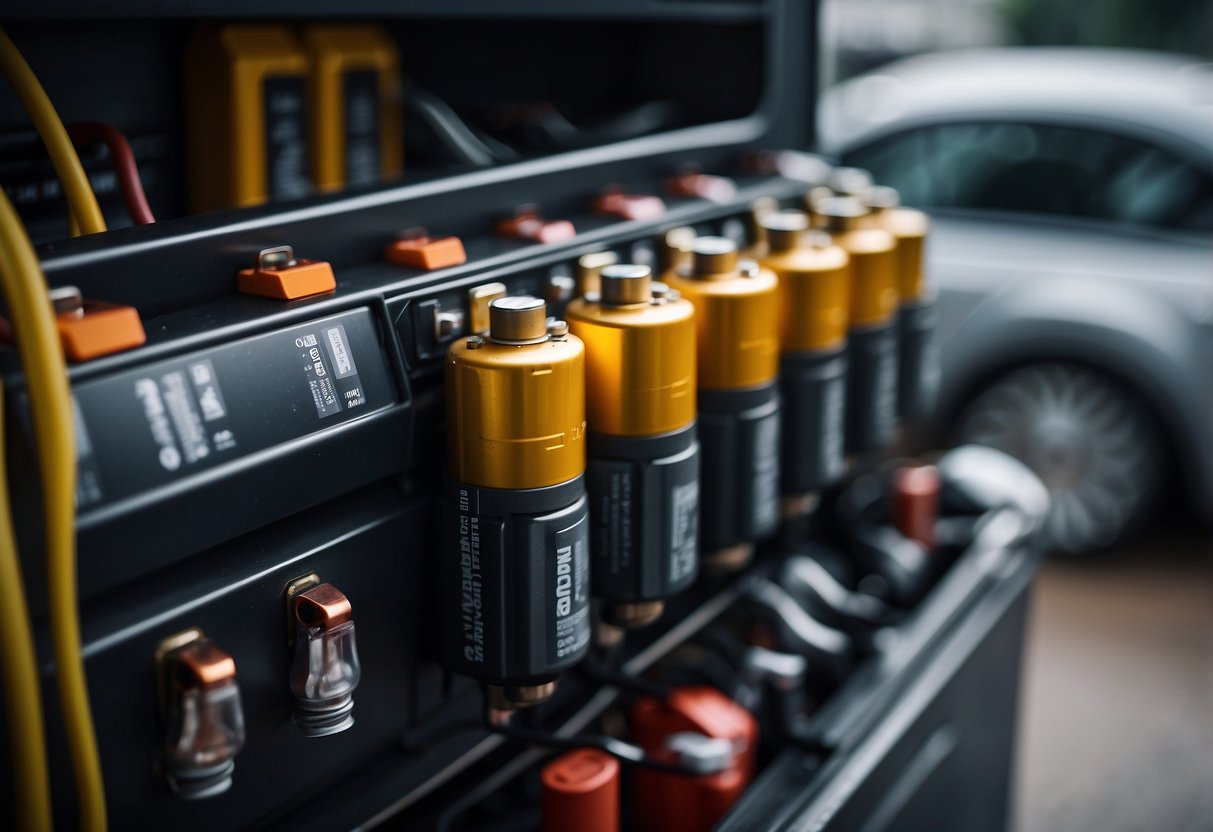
(844, 122, 1213, 231)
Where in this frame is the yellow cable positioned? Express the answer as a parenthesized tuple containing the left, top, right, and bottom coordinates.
(0, 27, 106, 236)
(0, 191, 106, 829)
(0, 377, 52, 830)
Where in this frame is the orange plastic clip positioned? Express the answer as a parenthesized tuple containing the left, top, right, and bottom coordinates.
(50, 286, 146, 362)
(237, 246, 336, 300)
(384, 232, 468, 270)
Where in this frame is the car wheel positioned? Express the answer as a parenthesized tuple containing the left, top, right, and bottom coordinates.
(953, 362, 1161, 555)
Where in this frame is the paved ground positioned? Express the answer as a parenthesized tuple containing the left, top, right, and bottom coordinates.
(1014, 514, 1213, 832)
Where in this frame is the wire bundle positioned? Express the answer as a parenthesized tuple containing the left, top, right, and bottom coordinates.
(0, 26, 108, 832)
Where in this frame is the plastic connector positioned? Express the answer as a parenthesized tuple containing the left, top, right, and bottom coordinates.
(49, 285, 146, 362)
(593, 187, 666, 221)
(666, 170, 737, 203)
(157, 630, 246, 799)
(385, 230, 468, 270)
(290, 582, 362, 737)
(497, 206, 576, 244)
(237, 245, 336, 300)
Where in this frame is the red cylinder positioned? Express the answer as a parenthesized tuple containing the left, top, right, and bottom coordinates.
(542, 748, 621, 832)
(891, 464, 941, 551)
(631, 687, 759, 832)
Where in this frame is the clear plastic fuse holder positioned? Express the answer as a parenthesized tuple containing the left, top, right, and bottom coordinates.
(157, 631, 247, 799)
(290, 582, 362, 737)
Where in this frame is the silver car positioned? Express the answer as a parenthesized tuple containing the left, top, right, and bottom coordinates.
(818, 48, 1213, 553)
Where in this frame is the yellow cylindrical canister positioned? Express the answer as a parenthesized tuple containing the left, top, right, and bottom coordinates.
(754, 210, 850, 354)
(661, 237, 781, 567)
(863, 186, 931, 303)
(752, 209, 852, 502)
(816, 197, 898, 328)
(566, 265, 696, 438)
(662, 238, 780, 391)
(446, 297, 586, 490)
(567, 265, 701, 626)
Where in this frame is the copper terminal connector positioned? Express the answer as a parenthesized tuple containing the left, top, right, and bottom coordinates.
(172, 638, 238, 691)
(295, 583, 353, 630)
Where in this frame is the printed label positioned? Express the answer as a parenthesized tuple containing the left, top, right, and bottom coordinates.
(189, 360, 227, 422)
(751, 411, 780, 532)
(343, 69, 381, 186)
(552, 517, 590, 663)
(297, 323, 367, 419)
(874, 336, 899, 438)
(821, 375, 846, 482)
(668, 479, 699, 584)
(603, 468, 634, 576)
(69, 309, 392, 511)
(327, 325, 357, 378)
(160, 371, 209, 464)
(456, 488, 485, 665)
(133, 360, 237, 476)
(73, 398, 103, 508)
(263, 75, 311, 200)
(918, 329, 942, 412)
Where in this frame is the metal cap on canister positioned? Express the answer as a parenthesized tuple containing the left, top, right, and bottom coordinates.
(830, 166, 873, 197)
(690, 236, 740, 277)
(489, 295, 549, 343)
(599, 264, 653, 306)
(761, 210, 811, 253)
(864, 185, 901, 212)
(815, 196, 869, 234)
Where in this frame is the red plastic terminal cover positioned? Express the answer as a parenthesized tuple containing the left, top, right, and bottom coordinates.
(631, 687, 759, 832)
(593, 187, 666, 221)
(497, 208, 576, 244)
(541, 748, 620, 832)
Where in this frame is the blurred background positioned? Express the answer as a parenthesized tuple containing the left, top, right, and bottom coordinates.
(819, 1, 1212, 829)
(822, 0, 1212, 85)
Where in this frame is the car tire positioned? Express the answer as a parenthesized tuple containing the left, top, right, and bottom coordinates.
(953, 362, 1162, 555)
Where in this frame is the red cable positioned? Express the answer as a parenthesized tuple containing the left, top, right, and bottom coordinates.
(67, 122, 155, 225)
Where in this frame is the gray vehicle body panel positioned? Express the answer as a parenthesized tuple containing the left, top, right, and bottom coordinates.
(927, 211, 1213, 520)
(817, 47, 1213, 522)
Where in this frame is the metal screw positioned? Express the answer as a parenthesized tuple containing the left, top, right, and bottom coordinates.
(650, 281, 680, 304)
(48, 285, 84, 318)
(466, 335, 485, 350)
(547, 319, 569, 338)
(257, 245, 297, 271)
